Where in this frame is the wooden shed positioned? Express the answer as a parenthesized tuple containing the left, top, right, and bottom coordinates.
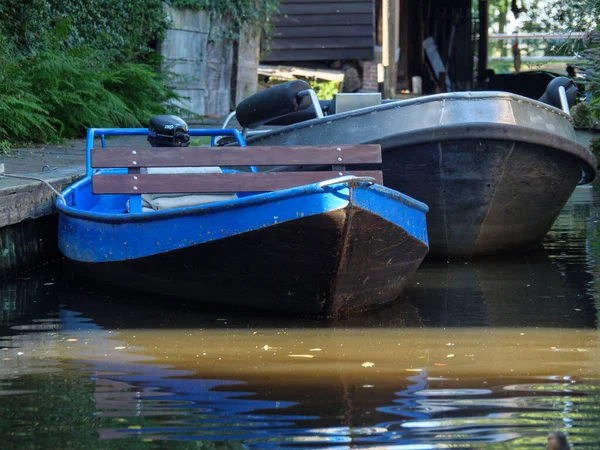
(262, 0, 375, 62)
(261, 0, 475, 95)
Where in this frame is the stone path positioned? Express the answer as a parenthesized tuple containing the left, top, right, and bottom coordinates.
(0, 118, 228, 175)
(0, 135, 197, 175)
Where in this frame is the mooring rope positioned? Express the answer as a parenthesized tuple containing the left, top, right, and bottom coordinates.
(0, 164, 66, 204)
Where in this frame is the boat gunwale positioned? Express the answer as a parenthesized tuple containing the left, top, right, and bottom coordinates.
(56, 176, 429, 224)
(371, 122, 598, 184)
(246, 91, 583, 148)
(250, 120, 597, 185)
(262, 91, 575, 129)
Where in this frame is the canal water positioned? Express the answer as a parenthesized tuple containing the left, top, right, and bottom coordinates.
(1, 185, 600, 449)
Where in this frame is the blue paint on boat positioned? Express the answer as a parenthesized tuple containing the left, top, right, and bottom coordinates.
(350, 183, 429, 245)
(58, 177, 427, 263)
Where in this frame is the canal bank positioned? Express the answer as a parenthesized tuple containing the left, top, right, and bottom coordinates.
(0, 128, 598, 277)
(0, 168, 82, 276)
(0, 135, 151, 277)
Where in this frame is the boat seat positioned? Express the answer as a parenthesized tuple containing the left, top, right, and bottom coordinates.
(90, 144, 383, 213)
(139, 167, 237, 212)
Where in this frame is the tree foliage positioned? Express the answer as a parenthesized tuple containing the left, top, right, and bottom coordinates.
(0, 0, 281, 56)
(0, 0, 167, 56)
(0, 36, 183, 144)
(0, 0, 282, 144)
(166, 0, 281, 41)
(486, 0, 598, 34)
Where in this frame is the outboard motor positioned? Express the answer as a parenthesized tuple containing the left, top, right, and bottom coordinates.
(147, 115, 190, 147)
(538, 76, 578, 112)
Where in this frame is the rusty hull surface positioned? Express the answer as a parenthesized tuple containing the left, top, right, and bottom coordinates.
(71, 208, 428, 316)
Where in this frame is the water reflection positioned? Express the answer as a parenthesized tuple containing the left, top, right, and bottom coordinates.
(402, 248, 597, 328)
(1, 300, 600, 448)
(0, 185, 599, 448)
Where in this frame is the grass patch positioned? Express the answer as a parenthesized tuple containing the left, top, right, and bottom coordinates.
(190, 136, 211, 146)
(0, 141, 11, 155)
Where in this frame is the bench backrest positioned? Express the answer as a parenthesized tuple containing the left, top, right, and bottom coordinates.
(92, 144, 382, 193)
(91, 144, 383, 211)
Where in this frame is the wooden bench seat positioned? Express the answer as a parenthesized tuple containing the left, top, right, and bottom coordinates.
(91, 144, 383, 212)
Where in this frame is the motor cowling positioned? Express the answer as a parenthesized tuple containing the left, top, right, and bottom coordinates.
(147, 115, 190, 147)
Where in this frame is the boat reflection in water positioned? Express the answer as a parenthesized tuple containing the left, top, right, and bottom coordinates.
(397, 247, 597, 329)
(1, 259, 599, 448)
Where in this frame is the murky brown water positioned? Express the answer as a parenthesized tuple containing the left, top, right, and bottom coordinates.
(1, 185, 600, 449)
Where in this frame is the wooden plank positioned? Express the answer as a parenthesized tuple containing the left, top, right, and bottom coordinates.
(273, 25, 373, 38)
(424, 36, 452, 90)
(91, 145, 382, 168)
(92, 171, 384, 194)
(258, 64, 344, 82)
(0, 169, 82, 228)
(269, 37, 374, 50)
(274, 13, 373, 26)
(279, 3, 373, 14)
(263, 48, 374, 61)
(382, 0, 399, 98)
(284, 0, 370, 3)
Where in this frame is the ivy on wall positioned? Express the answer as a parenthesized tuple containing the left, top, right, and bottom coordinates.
(166, 0, 280, 40)
(0, 0, 280, 56)
(0, 0, 167, 55)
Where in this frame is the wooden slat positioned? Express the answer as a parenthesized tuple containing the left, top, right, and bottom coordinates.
(284, 0, 370, 3)
(92, 171, 383, 194)
(274, 25, 373, 38)
(91, 145, 381, 168)
(258, 64, 345, 81)
(279, 3, 373, 14)
(274, 13, 373, 26)
(269, 37, 374, 50)
(263, 48, 374, 61)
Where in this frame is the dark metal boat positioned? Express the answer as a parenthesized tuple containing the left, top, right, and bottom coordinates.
(232, 80, 597, 257)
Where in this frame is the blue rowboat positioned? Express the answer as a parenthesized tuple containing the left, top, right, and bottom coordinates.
(56, 127, 429, 316)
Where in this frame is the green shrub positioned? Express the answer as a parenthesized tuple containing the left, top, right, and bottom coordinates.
(0, 40, 58, 143)
(0, 40, 183, 144)
(571, 101, 596, 129)
(301, 78, 340, 100)
(260, 75, 341, 100)
(592, 137, 600, 155)
(575, 31, 600, 129)
(0, 0, 281, 56)
(0, 0, 282, 144)
(166, 0, 281, 41)
(0, 0, 167, 55)
(0, 141, 12, 155)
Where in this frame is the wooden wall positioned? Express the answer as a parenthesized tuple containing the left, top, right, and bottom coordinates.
(160, 5, 260, 117)
(262, 0, 375, 62)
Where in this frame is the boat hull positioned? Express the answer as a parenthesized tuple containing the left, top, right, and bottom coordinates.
(246, 92, 597, 257)
(382, 134, 582, 257)
(58, 180, 428, 316)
